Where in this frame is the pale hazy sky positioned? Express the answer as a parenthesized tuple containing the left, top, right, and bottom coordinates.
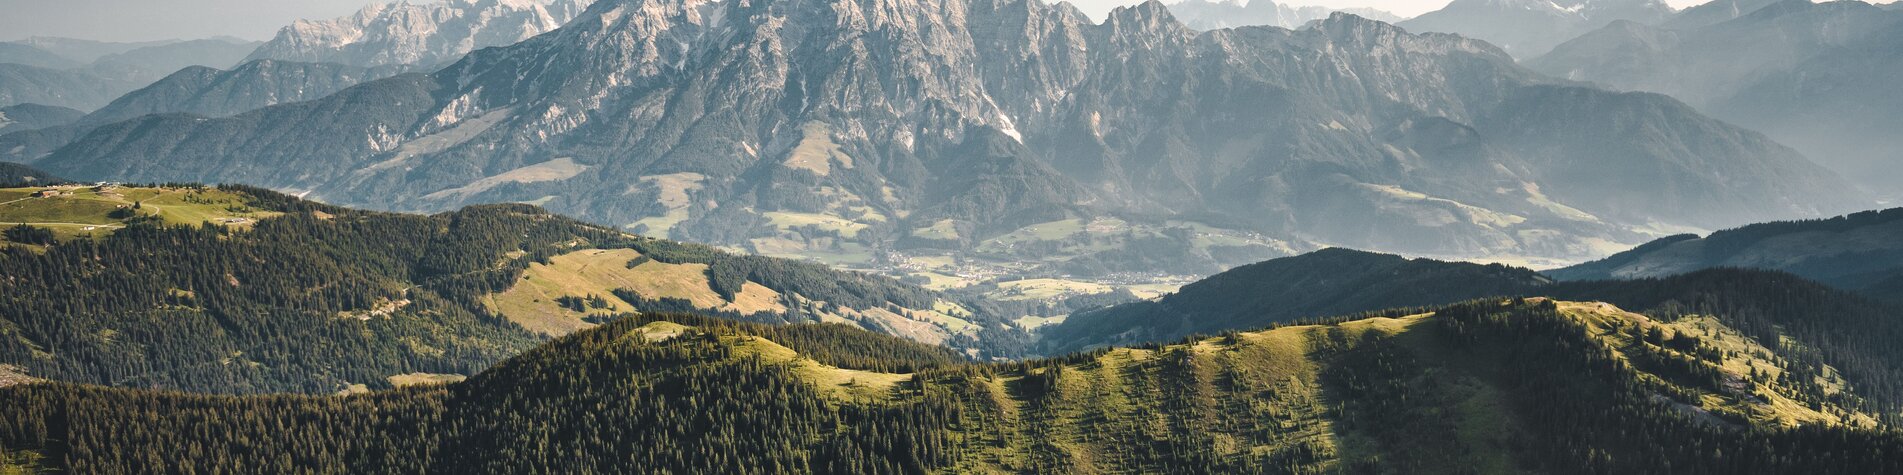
(0, 0, 1854, 43)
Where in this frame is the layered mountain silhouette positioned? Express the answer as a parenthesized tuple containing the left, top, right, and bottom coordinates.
(0, 104, 81, 135)
(0, 60, 404, 163)
(1532, 0, 1903, 196)
(0, 64, 146, 112)
(1400, 0, 1673, 58)
(0, 38, 261, 111)
(1552, 207, 1903, 300)
(23, 0, 1869, 269)
(1040, 248, 1550, 353)
(1161, 0, 1404, 30)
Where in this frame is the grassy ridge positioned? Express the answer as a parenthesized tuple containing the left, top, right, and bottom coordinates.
(5, 301, 1899, 473)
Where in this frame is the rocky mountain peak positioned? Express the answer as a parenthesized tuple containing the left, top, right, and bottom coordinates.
(1104, 1, 1192, 35)
(246, 0, 601, 68)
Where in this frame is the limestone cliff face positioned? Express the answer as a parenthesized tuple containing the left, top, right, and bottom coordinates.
(246, 0, 599, 68)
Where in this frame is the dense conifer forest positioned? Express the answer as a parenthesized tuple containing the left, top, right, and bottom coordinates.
(5, 300, 1902, 474)
(0, 185, 1018, 394)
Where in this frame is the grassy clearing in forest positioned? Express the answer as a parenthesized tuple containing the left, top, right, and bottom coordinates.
(0, 186, 280, 240)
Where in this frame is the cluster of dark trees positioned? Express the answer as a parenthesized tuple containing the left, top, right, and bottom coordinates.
(0, 313, 968, 474)
(1549, 270, 1903, 421)
(0, 195, 560, 393)
(0, 185, 1027, 394)
(1431, 299, 1903, 474)
(1, 224, 52, 245)
(0, 163, 66, 187)
(554, 294, 612, 312)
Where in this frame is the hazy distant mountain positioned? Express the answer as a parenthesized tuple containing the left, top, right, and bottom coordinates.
(1715, 14, 1903, 198)
(0, 104, 82, 135)
(1040, 248, 1550, 353)
(31, 1, 1868, 270)
(79, 59, 398, 128)
(246, 0, 598, 68)
(1531, 1, 1903, 196)
(0, 59, 401, 163)
(84, 38, 262, 82)
(1661, 0, 1782, 28)
(0, 37, 262, 111)
(0, 43, 81, 70)
(1162, 0, 1403, 30)
(1401, 0, 1674, 57)
(1550, 207, 1903, 297)
(0, 63, 144, 111)
(5, 37, 183, 65)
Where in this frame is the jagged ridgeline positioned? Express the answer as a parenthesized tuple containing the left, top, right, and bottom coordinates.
(0, 184, 1022, 394)
(30, 0, 1868, 268)
(6, 302, 1902, 473)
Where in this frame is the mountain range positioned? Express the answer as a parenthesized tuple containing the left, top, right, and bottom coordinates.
(0, 59, 403, 163)
(245, 0, 598, 69)
(1399, 0, 1674, 58)
(0, 37, 262, 111)
(19, 0, 1872, 277)
(1530, 0, 1903, 196)
(1161, 0, 1404, 30)
(1661, 0, 1782, 28)
(0, 0, 598, 114)
(4, 0, 1903, 472)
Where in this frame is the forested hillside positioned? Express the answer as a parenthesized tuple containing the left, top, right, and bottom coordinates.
(5, 301, 1900, 473)
(1046, 245, 1903, 422)
(0, 185, 1022, 394)
(1550, 207, 1903, 300)
(1040, 248, 1552, 354)
(0, 163, 63, 187)
(1547, 270, 1903, 418)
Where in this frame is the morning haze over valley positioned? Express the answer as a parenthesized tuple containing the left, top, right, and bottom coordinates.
(1, 0, 1902, 472)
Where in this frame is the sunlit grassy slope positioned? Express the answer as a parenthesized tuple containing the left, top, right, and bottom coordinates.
(553, 301, 1883, 470)
(0, 185, 281, 240)
(481, 247, 984, 346)
(7, 300, 1898, 473)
